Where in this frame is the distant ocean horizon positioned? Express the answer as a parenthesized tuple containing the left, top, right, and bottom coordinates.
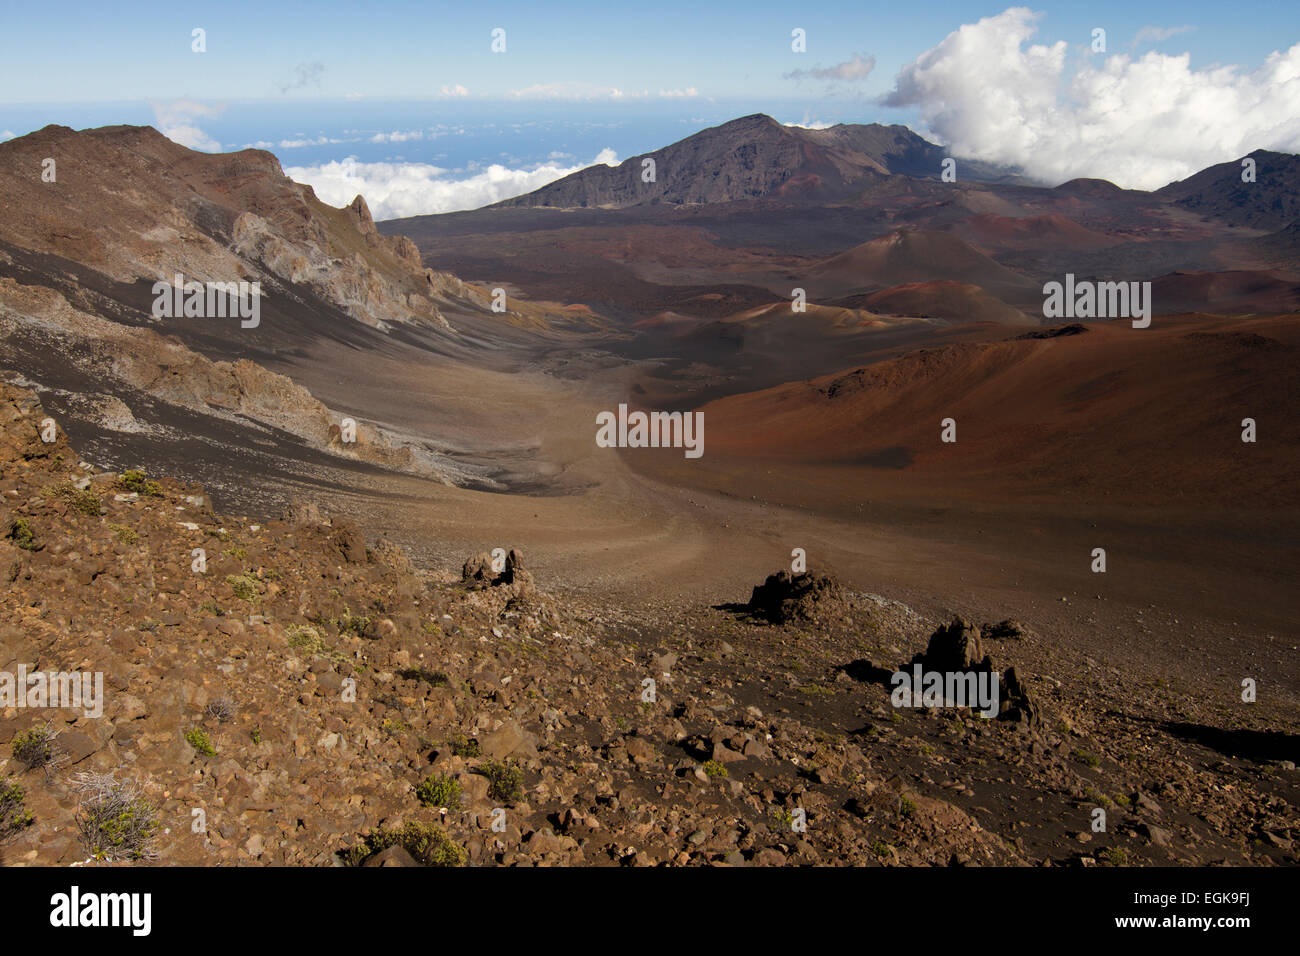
(0, 98, 899, 220)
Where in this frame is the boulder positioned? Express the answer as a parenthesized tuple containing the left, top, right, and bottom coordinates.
(284, 501, 326, 527)
(480, 719, 539, 761)
(329, 522, 367, 564)
(462, 548, 533, 590)
(747, 570, 849, 625)
(922, 617, 987, 672)
(912, 618, 1040, 727)
(462, 552, 496, 587)
(363, 845, 420, 867)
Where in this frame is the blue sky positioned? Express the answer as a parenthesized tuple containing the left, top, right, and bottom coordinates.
(2, 3, 1297, 215)
(1, 0, 1290, 105)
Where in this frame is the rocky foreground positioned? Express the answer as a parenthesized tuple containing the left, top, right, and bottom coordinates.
(0, 382, 1295, 866)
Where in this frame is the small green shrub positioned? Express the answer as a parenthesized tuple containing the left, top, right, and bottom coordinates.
(343, 821, 466, 867)
(117, 469, 162, 496)
(286, 624, 326, 654)
(898, 795, 917, 819)
(1084, 787, 1112, 808)
(1073, 749, 1102, 768)
(337, 609, 374, 638)
(11, 724, 58, 770)
(477, 760, 524, 803)
(1100, 846, 1128, 866)
(6, 517, 36, 551)
(56, 484, 102, 516)
(415, 774, 463, 809)
(185, 727, 216, 756)
(225, 573, 261, 603)
(108, 523, 139, 545)
(702, 759, 728, 779)
(449, 735, 481, 758)
(0, 778, 33, 841)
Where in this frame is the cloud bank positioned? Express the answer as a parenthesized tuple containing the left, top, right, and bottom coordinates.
(286, 149, 619, 219)
(785, 53, 876, 82)
(153, 100, 223, 152)
(884, 7, 1300, 189)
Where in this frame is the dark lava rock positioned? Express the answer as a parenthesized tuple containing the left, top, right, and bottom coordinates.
(502, 548, 532, 587)
(982, 619, 1032, 640)
(1016, 323, 1088, 339)
(1000, 666, 1039, 726)
(921, 617, 988, 672)
(747, 571, 849, 625)
(911, 617, 1040, 726)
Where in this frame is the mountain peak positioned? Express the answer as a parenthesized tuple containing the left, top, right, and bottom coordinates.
(719, 112, 783, 129)
(491, 114, 953, 210)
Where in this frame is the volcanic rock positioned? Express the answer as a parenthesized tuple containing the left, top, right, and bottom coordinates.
(921, 617, 988, 671)
(747, 570, 850, 625)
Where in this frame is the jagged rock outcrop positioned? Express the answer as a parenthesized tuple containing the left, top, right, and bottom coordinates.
(747, 570, 852, 625)
(462, 548, 531, 590)
(911, 616, 1039, 726)
(0, 124, 466, 332)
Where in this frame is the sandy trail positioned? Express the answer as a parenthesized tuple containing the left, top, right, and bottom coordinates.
(282, 414, 1298, 708)
(215, 315, 1299, 708)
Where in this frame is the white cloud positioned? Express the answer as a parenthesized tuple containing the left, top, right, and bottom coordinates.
(657, 87, 699, 98)
(282, 136, 347, 148)
(440, 84, 469, 97)
(784, 112, 836, 130)
(1133, 25, 1194, 47)
(785, 53, 876, 82)
(506, 82, 647, 100)
(0, 130, 14, 141)
(344, 92, 364, 101)
(286, 148, 619, 219)
(152, 99, 223, 152)
(884, 7, 1300, 189)
(241, 135, 354, 150)
(370, 129, 425, 143)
